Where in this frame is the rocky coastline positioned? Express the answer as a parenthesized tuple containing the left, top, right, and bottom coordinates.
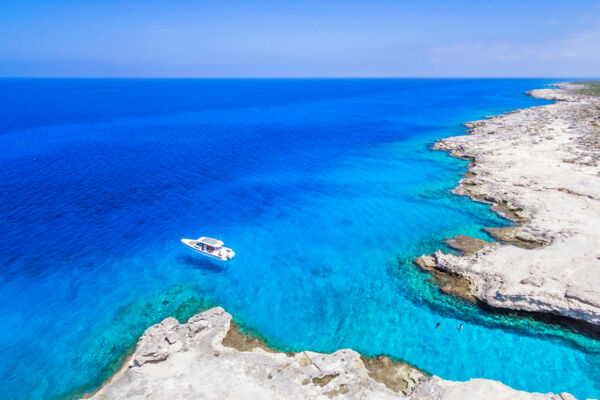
(414, 82, 600, 328)
(85, 307, 576, 400)
(84, 82, 600, 399)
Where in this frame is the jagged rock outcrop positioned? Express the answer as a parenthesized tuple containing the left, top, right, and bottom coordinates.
(444, 235, 499, 255)
(85, 307, 576, 400)
(418, 83, 600, 326)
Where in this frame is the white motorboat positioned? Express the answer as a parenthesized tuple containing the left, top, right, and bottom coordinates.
(180, 236, 235, 260)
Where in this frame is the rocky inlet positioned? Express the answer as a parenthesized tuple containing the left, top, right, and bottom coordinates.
(85, 83, 600, 400)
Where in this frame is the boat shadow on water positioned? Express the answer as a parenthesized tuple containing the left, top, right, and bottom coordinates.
(177, 255, 225, 273)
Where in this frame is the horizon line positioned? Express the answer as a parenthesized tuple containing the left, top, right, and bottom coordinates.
(1, 76, 598, 80)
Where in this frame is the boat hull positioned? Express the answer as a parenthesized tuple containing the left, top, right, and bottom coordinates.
(180, 239, 235, 260)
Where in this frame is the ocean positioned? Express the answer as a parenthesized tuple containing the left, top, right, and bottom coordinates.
(0, 78, 598, 399)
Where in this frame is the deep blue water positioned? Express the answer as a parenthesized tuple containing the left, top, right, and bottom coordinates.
(0, 79, 598, 399)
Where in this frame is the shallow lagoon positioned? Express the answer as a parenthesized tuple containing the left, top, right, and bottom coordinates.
(0, 79, 598, 399)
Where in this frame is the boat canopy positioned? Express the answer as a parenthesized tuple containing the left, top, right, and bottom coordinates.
(197, 237, 224, 247)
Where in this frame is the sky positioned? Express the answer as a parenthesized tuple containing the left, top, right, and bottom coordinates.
(0, 0, 599, 77)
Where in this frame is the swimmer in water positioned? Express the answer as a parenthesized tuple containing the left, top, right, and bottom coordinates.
(457, 324, 463, 331)
(435, 322, 441, 329)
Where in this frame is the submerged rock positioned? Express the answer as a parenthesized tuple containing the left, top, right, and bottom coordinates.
(414, 253, 477, 303)
(444, 235, 498, 255)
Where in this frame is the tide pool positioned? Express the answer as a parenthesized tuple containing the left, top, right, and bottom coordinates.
(0, 79, 598, 399)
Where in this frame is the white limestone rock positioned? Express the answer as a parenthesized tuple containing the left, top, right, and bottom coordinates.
(429, 82, 600, 325)
(85, 308, 577, 400)
(413, 377, 577, 400)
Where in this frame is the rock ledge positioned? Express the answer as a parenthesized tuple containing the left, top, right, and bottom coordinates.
(417, 82, 600, 326)
(85, 307, 576, 400)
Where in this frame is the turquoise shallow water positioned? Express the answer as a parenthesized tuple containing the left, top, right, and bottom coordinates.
(0, 79, 598, 399)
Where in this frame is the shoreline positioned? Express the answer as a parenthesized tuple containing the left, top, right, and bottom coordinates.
(80, 82, 599, 399)
(414, 82, 600, 329)
(84, 307, 576, 400)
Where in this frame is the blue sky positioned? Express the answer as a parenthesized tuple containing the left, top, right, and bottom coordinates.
(0, 0, 599, 77)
